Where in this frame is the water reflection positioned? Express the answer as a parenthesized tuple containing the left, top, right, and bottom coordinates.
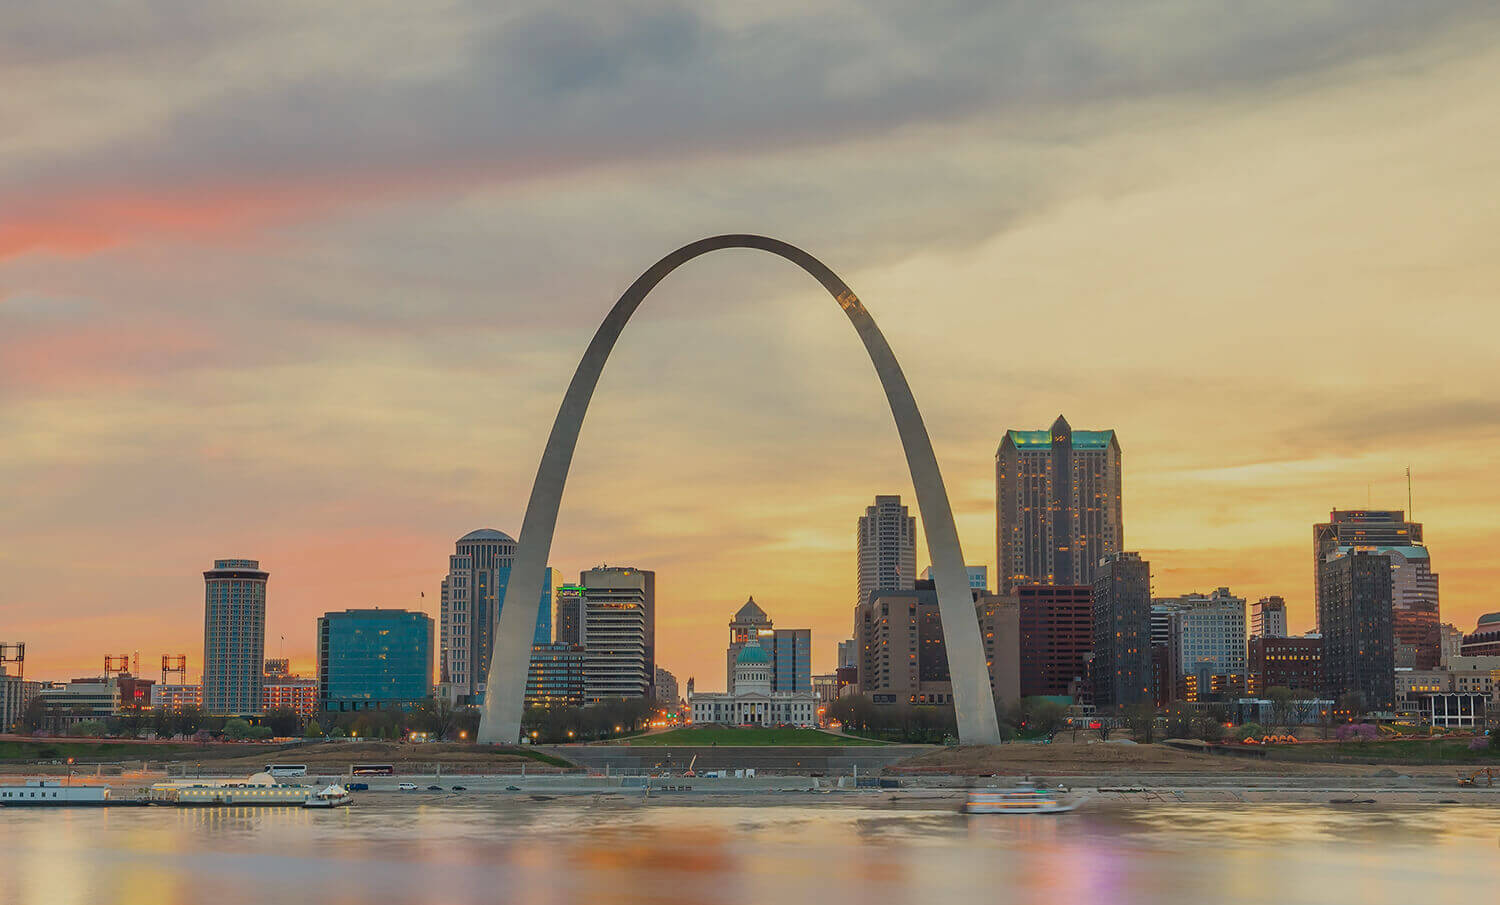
(1, 801, 1496, 905)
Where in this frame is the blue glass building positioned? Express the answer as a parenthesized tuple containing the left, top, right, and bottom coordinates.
(318, 608, 434, 712)
(770, 628, 812, 694)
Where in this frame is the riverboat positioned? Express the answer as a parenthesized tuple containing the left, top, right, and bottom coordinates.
(962, 786, 1081, 815)
(0, 780, 117, 807)
(149, 772, 311, 807)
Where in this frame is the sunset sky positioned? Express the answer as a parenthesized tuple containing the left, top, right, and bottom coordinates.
(3, 2, 1499, 691)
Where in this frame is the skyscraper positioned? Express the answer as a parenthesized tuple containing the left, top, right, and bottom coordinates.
(1091, 552, 1152, 708)
(1250, 596, 1289, 639)
(857, 495, 916, 607)
(1312, 510, 1438, 668)
(555, 584, 584, 645)
(438, 529, 552, 705)
(996, 415, 1123, 593)
(1318, 548, 1396, 709)
(317, 608, 434, 712)
(202, 558, 268, 715)
(579, 566, 650, 701)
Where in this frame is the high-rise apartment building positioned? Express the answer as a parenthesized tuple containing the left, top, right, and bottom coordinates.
(1015, 585, 1093, 699)
(579, 566, 650, 702)
(1091, 552, 1152, 708)
(996, 416, 1123, 593)
(857, 495, 916, 607)
(438, 529, 553, 705)
(202, 558, 268, 715)
(1318, 549, 1396, 710)
(1251, 596, 1288, 639)
(317, 608, 434, 712)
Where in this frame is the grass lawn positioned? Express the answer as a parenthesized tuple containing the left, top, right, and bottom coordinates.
(626, 726, 887, 746)
(1265, 738, 1497, 764)
(0, 740, 233, 762)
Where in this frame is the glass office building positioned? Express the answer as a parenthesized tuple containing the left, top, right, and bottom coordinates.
(318, 609, 434, 712)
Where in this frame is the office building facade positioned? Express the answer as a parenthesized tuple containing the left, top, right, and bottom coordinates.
(857, 495, 916, 607)
(439, 529, 553, 705)
(318, 608, 434, 712)
(1318, 549, 1396, 710)
(525, 643, 586, 707)
(655, 666, 680, 706)
(1091, 552, 1152, 708)
(996, 415, 1123, 593)
(202, 558, 268, 715)
(1016, 585, 1093, 699)
(1167, 588, 1248, 685)
(580, 567, 651, 701)
(1248, 633, 1323, 694)
(1251, 596, 1288, 639)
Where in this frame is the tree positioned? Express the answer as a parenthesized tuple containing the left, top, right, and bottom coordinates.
(1337, 692, 1367, 723)
(263, 707, 302, 738)
(1018, 698, 1068, 738)
(18, 697, 49, 734)
(305, 720, 325, 739)
(1124, 701, 1158, 744)
(222, 718, 254, 740)
(1266, 686, 1296, 729)
(413, 695, 461, 740)
(73, 720, 107, 738)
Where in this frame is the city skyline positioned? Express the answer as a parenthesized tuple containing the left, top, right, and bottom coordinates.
(7, 4, 1500, 692)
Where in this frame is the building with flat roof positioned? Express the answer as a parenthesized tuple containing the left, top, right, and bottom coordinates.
(202, 558, 268, 715)
(857, 495, 916, 607)
(1249, 633, 1322, 695)
(1166, 588, 1248, 691)
(1251, 596, 1288, 639)
(318, 608, 434, 712)
(1091, 553, 1152, 708)
(1016, 585, 1092, 699)
(1318, 549, 1396, 709)
(654, 666, 680, 707)
(580, 567, 651, 702)
(526, 643, 586, 707)
(997, 415, 1123, 593)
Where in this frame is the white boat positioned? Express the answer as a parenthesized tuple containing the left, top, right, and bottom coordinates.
(303, 784, 352, 808)
(149, 772, 310, 807)
(963, 785, 1082, 815)
(0, 780, 115, 807)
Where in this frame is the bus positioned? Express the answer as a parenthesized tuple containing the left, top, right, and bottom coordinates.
(263, 764, 308, 777)
(351, 764, 395, 776)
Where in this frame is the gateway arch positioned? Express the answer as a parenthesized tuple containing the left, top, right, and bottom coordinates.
(477, 235, 1003, 745)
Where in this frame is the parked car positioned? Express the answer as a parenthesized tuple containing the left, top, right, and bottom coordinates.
(426, 785, 444, 792)
(397, 782, 418, 791)
(450, 785, 467, 791)
(347, 782, 369, 791)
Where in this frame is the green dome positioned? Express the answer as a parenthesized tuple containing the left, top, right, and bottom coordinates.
(736, 643, 771, 665)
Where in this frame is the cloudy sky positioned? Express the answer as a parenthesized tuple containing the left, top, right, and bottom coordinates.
(4, 1, 1498, 690)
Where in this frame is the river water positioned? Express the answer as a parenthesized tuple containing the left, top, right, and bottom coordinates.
(2, 799, 1497, 904)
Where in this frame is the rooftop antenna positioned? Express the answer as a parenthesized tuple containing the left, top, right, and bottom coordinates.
(1406, 467, 1413, 519)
